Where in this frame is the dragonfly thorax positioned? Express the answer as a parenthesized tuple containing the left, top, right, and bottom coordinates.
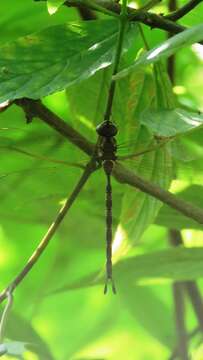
(97, 137, 117, 162)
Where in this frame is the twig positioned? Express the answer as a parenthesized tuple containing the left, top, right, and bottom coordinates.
(169, 229, 203, 357)
(166, 0, 203, 21)
(0, 287, 13, 343)
(0, 160, 97, 304)
(172, 283, 189, 359)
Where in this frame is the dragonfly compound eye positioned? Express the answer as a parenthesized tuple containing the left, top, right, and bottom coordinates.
(96, 121, 118, 137)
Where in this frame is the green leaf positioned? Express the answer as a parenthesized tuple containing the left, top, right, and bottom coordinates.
(115, 23, 203, 79)
(156, 185, 203, 230)
(47, 0, 65, 15)
(0, 20, 138, 102)
(140, 108, 203, 137)
(50, 247, 203, 293)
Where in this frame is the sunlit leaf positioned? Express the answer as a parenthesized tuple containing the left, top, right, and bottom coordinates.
(115, 23, 203, 79)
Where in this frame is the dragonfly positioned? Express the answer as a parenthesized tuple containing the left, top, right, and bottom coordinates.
(1, 123, 194, 293)
(95, 119, 173, 294)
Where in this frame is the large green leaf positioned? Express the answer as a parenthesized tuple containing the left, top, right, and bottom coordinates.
(115, 23, 203, 80)
(50, 247, 203, 293)
(0, 20, 138, 102)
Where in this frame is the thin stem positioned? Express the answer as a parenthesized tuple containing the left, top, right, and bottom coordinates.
(172, 283, 189, 360)
(166, 0, 203, 21)
(169, 229, 203, 333)
(104, 0, 128, 121)
(167, 0, 177, 84)
(170, 327, 200, 359)
(0, 287, 13, 343)
(185, 281, 203, 333)
(0, 160, 97, 304)
(138, 23, 150, 50)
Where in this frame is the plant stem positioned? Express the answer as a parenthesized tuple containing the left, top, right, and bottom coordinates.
(0, 288, 13, 343)
(169, 230, 203, 333)
(104, 0, 128, 121)
(172, 283, 189, 360)
(0, 160, 97, 304)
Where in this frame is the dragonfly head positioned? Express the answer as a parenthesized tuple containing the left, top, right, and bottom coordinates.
(96, 121, 118, 138)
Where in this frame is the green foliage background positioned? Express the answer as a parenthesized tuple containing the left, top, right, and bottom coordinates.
(0, 0, 203, 359)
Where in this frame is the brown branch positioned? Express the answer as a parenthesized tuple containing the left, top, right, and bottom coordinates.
(0, 160, 97, 304)
(166, 0, 203, 21)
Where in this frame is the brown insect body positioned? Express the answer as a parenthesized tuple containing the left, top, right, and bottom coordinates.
(96, 121, 118, 294)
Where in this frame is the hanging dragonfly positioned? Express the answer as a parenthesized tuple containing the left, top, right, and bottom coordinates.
(1, 123, 191, 293)
(94, 118, 174, 294)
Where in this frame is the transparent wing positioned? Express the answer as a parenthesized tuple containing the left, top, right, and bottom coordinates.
(0, 129, 88, 224)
